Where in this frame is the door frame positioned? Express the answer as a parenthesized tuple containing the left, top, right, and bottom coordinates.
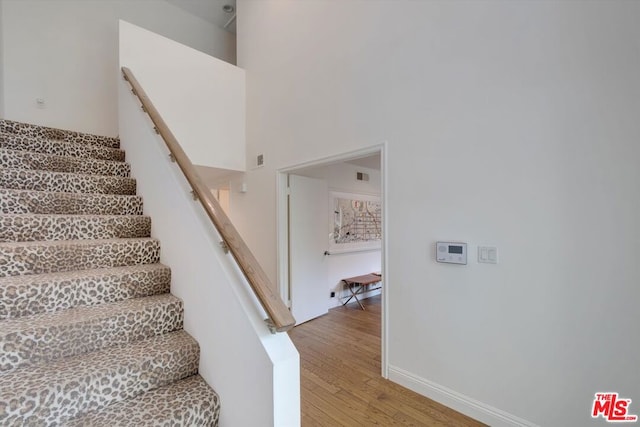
(276, 142, 389, 378)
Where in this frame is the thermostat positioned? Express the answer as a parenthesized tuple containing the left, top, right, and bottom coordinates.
(436, 242, 467, 265)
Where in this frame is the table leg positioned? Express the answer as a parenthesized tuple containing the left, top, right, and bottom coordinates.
(342, 281, 366, 310)
(341, 280, 354, 306)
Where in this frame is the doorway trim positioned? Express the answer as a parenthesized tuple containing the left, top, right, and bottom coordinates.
(276, 142, 389, 378)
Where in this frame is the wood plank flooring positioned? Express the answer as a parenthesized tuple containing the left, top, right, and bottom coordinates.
(288, 295, 486, 426)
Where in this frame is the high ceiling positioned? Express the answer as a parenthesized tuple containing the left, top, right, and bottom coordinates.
(165, 0, 237, 33)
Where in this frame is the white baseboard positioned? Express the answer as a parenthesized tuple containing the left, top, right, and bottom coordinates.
(388, 365, 539, 427)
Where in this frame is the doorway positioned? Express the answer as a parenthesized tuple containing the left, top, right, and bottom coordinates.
(277, 145, 388, 377)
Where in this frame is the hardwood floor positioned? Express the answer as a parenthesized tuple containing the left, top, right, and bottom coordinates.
(288, 295, 486, 426)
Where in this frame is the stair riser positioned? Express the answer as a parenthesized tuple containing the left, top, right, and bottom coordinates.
(0, 189, 143, 215)
(0, 169, 136, 195)
(0, 120, 120, 149)
(0, 331, 199, 426)
(0, 215, 151, 243)
(0, 239, 160, 277)
(0, 149, 130, 177)
(0, 134, 125, 161)
(0, 265, 171, 320)
(0, 296, 183, 372)
(66, 375, 220, 427)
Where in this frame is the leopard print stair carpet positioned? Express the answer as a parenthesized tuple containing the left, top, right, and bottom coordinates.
(0, 119, 220, 426)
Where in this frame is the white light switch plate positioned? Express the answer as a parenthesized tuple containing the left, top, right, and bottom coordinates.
(478, 246, 498, 264)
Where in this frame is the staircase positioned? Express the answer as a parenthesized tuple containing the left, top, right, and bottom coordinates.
(0, 119, 220, 426)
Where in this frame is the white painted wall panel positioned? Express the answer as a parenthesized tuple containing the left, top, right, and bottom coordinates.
(120, 20, 245, 171)
(235, 1, 640, 426)
(1, 0, 236, 136)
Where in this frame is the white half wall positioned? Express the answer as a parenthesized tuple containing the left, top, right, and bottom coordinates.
(120, 20, 245, 171)
(1, 0, 236, 136)
(235, 1, 640, 426)
(119, 73, 299, 427)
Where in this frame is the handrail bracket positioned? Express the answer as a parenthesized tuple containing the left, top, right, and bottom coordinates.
(265, 318, 277, 334)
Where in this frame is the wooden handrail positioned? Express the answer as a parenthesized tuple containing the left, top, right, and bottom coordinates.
(122, 66, 295, 333)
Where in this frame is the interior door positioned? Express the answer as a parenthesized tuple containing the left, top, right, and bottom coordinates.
(289, 174, 329, 325)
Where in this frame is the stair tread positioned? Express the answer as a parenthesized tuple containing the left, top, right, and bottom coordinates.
(0, 166, 132, 182)
(0, 188, 143, 215)
(0, 213, 148, 219)
(0, 262, 170, 286)
(0, 263, 172, 319)
(0, 133, 125, 161)
(0, 119, 120, 148)
(0, 238, 161, 277)
(65, 375, 220, 427)
(0, 212, 150, 242)
(0, 167, 137, 195)
(2, 293, 180, 334)
(0, 262, 169, 285)
(0, 236, 158, 248)
(1, 294, 182, 372)
(0, 147, 130, 177)
(0, 330, 199, 425)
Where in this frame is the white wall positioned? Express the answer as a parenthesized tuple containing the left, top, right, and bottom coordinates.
(294, 162, 382, 308)
(120, 21, 245, 171)
(1, 0, 236, 136)
(235, 1, 640, 426)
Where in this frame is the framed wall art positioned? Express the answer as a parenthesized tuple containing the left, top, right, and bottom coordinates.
(329, 191, 382, 253)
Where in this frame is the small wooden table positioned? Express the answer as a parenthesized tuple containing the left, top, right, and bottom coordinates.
(341, 273, 382, 310)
